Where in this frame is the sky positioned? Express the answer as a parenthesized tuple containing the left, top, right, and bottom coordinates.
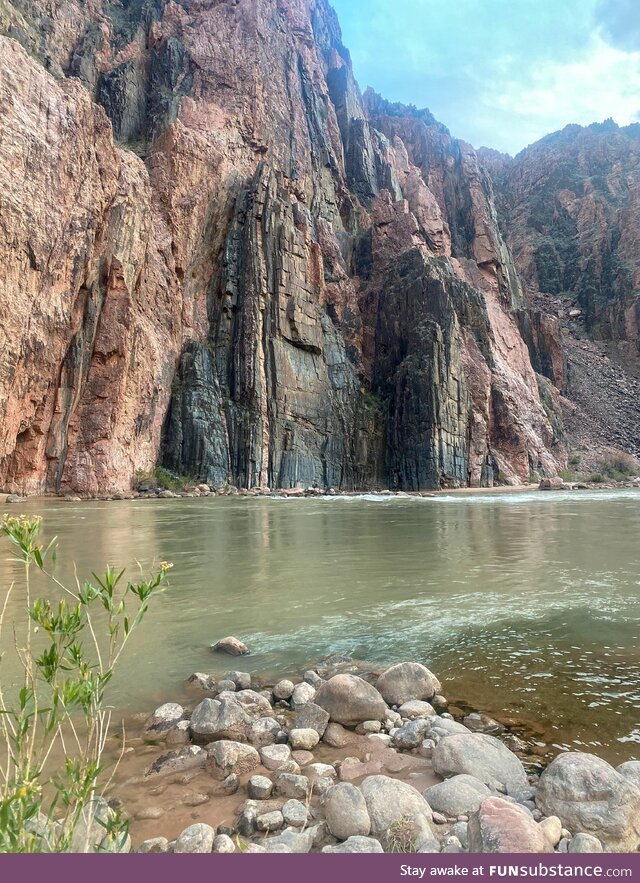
(330, 0, 640, 155)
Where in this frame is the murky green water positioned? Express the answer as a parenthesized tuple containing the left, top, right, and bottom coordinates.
(1, 491, 639, 762)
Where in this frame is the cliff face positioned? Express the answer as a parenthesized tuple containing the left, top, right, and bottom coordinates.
(0, 0, 564, 494)
(484, 122, 640, 349)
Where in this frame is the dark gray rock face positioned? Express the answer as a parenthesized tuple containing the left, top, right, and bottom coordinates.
(373, 252, 473, 489)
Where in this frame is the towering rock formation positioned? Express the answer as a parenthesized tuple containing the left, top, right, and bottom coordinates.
(0, 0, 564, 495)
(481, 123, 640, 457)
(484, 122, 640, 350)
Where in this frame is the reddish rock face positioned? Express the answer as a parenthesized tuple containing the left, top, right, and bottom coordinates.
(483, 122, 640, 348)
(468, 797, 553, 854)
(0, 0, 565, 494)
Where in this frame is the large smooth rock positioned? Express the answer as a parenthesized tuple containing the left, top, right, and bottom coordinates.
(325, 782, 371, 840)
(536, 752, 640, 852)
(174, 823, 215, 854)
(376, 663, 441, 706)
(315, 675, 387, 726)
(206, 740, 260, 780)
(190, 697, 250, 743)
(432, 733, 528, 795)
(322, 836, 384, 854)
(212, 636, 248, 656)
(468, 798, 552, 854)
(360, 775, 433, 835)
(424, 775, 491, 816)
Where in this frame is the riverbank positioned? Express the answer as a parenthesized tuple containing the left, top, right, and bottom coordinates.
(4, 477, 640, 506)
(99, 655, 640, 855)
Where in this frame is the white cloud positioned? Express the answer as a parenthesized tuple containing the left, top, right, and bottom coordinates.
(483, 37, 640, 150)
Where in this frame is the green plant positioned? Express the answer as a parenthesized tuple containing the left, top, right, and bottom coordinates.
(597, 452, 637, 482)
(559, 469, 573, 482)
(0, 514, 171, 853)
(134, 467, 190, 492)
(569, 452, 582, 467)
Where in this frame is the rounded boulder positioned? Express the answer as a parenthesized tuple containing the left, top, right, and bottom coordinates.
(315, 675, 387, 727)
(376, 663, 441, 706)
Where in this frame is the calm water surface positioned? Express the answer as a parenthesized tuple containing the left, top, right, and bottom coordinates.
(1, 491, 639, 763)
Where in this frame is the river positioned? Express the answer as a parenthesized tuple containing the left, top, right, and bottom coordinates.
(1, 490, 639, 764)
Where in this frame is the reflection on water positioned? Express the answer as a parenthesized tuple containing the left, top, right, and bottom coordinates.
(1, 490, 639, 762)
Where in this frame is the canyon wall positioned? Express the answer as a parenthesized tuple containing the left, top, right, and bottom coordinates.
(0, 0, 564, 494)
(483, 122, 640, 351)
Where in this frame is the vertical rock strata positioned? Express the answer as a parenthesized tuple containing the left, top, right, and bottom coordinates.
(482, 122, 640, 349)
(0, 0, 564, 494)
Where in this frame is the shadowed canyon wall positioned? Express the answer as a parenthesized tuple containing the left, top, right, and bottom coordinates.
(482, 122, 640, 353)
(0, 0, 565, 494)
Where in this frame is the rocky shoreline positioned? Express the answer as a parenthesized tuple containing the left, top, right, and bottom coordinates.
(92, 654, 640, 855)
(4, 477, 640, 506)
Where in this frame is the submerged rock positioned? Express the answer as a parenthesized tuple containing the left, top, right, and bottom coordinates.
(212, 637, 248, 656)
